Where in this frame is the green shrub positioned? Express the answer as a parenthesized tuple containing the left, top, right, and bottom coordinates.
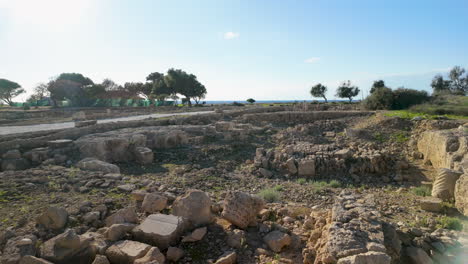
(328, 180, 341, 188)
(411, 186, 431, 197)
(258, 188, 281, 203)
(391, 88, 429, 110)
(362, 87, 394, 110)
(436, 216, 463, 231)
(273, 184, 283, 191)
(297, 178, 307, 185)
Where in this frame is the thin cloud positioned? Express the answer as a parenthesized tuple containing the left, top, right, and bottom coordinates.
(224, 32, 240, 40)
(305, 57, 320, 63)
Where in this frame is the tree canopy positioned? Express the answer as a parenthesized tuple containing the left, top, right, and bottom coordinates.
(310, 83, 328, 102)
(246, 98, 256, 104)
(336, 80, 360, 102)
(0, 78, 25, 105)
(370, 80, 385, 94)
(164, 69, 207, 105)
(431, 66, 468, 95)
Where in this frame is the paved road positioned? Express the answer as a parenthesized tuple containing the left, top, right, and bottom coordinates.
(0, 111, 213, 135)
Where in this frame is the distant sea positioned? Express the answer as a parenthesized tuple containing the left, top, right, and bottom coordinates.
(203, 99, 352, 104)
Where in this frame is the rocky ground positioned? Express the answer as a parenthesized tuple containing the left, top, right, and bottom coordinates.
(0, 108, 467, 264)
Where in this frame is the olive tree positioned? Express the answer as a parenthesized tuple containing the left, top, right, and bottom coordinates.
(336, 80, 360, 102)
(310, 83, 328, 102)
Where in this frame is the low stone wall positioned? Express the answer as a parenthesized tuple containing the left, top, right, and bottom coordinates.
(241, 111, 374, 124)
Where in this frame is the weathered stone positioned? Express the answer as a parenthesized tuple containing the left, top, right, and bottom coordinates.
(105, 240, 151, 264)
(134, 147, 154, 165)
(404, 247, 433, 264)
(105, 207, 138, 226)
(116, 184, 136, 192)
(40, 229, 92, 264)
(77, 158, 120, 174)
(221, 191, 265, 229)
(337, 251, 391, 264)
(226, 229, 246, 249)
(263, 231, 291, 253)
(166, 247, 184, 262)
(141, 193, 168, 213)
(172, 189, 213, 227)
(23, 148, 49, 164)
(19, 256, 53, 264)
(432, 168, 462, 201)
(106, 223, 136, 241)
(420, 197, 443, 213)
(298, 159, 315, 177)
(335, 149, 354, 159)
(134, 247, 165, 264)
(91, 255, 110, 264)
(259, 168, 273, 178)
(72, 111, 86, 121)
(417, 129, 467, 169)
(1, 236, 37, 264)
(182, 227, 207, 242)
(215, 251, 237, 264)
(286, 158, 298, 174)
(132, 214, 188, 249)
(455, 174, 468, 216)
(131, 190, 147, 201)
(36, 207, 68, 230)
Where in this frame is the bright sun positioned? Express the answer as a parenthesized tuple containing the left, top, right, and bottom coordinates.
(0, 0, 95, 32)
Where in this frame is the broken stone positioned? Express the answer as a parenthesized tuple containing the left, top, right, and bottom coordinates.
(166, 247, 184, 262)
(221, 191, 265, 229)
(134, 147, 154, 165)
(19, 256, 53, 264)
(404, 247, 433, 264)
(259, 168, 273, 178)
(36, 207, 68, 230)
(141, 193, 168, 213)
(455, 174, 468, 216)
(182, 227, 207, 242)
(105, 207, 138, 226)
(76, 158, 120, 174)
(226, 229, 246, 249)
(298, 159, 315, 177)
(420, 197, 443, 213)
(215, 251, 237, 264)
(91, 255, 110, 264)
(263, 230, 292, 253)
(132, 214, 188, 249)
(106, 223, 136, 241)
(336, 251, 391, 264)
(1, 236, 37, 264)
(134, 247, 165, 264)
(105, 240, 151, 264)
(286, 158, 298, 174)
(40, 229, 92, 264)
(172, 189, 213, 227)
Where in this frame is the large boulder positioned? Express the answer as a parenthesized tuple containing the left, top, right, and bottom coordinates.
(455, 174, 468, 216)
(420, 197, 443, 213)
(172, 189, 213, 227)
(134, 247, 165, 264)
(337, 251, 391, 264)
(221, 191, 265, 229)
(432, 168, 462, 201)
(105, 240, 151, 264)
(105, 223, 136, 241)
(404, 247, 433, 264)
(132, 214, 188, 249)
(77, 158, 120, 174)
(19, 256, 54, 264)
(134, 147, 154, 165)
(36, 207, 68, 230)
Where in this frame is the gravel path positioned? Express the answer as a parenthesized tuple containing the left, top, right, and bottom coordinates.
(0, 111, 213, 135)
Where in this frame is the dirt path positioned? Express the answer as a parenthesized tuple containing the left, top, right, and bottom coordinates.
(0, 110, 213, 135)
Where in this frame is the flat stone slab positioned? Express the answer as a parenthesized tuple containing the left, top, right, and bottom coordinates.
(132, 214, 188, 249)
(47, 139, 73, 149)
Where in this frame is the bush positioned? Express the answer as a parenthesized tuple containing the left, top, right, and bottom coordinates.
(297, 178, 307, 185)
(232, 101, 244, 107)
(362, 87, 429, 110)
(391, 88, 429, 110)
(23, 103, 30, 110)
(436, 216, 463, 231)
(362, 87, 394, 110)
(258, 188, 281, 203)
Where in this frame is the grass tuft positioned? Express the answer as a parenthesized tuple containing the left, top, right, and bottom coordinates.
(411, 186, 432, 197)
(258, 188, 281, 203)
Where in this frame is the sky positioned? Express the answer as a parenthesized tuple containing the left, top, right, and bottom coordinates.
(1, 0, 467, 101)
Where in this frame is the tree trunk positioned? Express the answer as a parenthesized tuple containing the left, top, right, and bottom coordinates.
(323, 96, 328, 103)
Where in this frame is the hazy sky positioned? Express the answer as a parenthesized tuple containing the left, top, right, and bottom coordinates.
(1, 0, 467, 101)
